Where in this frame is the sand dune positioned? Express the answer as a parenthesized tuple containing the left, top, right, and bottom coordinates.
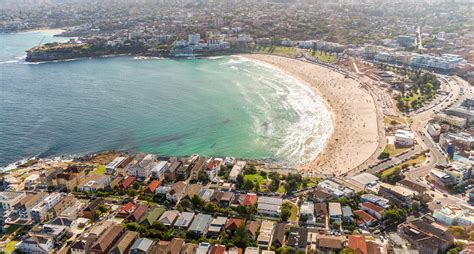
(243, 54, 379, 177)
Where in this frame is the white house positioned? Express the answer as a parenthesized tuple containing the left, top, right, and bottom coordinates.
(394, 129, 415, 146)
(257, 196, 283, 217)
(151, 161, 169, 179)
(229, 161, 246, 181)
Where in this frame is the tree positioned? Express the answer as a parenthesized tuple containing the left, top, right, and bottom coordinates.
(280, 202, 293, 222)
(236, 174, 245, 189)
(385, 209, 402, 224)
(243, 180, 255, 191)
(198, 170, 209, 183)
(269, 173, 281, 192)
(232, 223, 250, 248)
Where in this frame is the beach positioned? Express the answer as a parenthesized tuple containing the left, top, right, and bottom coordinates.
(243, 54, 380, 177)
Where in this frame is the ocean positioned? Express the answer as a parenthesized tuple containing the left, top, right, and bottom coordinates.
(0, 30, 332, 168)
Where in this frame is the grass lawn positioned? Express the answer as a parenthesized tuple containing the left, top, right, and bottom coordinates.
(253, 46, 298, 58)
(382, 154, 426, 177)
(92, 165, 106, 175)
(308, 50, 337, 63)
(383, 144, 410, 157)
(276, 184, 286, 194)
(284, 202, 298, 222)
(3, 241, 19, 254)
(383, 115, 407, 125)
(244, 174, 265, 186)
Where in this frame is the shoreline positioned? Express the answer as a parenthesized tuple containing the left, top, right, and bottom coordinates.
(242, 54, 380, 177)
(1, 48, 379, 176)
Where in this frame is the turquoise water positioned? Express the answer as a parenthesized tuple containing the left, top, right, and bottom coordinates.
(0, 31, 332, 167)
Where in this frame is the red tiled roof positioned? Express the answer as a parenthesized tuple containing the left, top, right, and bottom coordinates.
(128, 204, 147, 222)
(361, 202, 385, 213)
(354, 210, 376, 223)
(225, 218, 243, 230)
(243, 193, 257, 206)
(146, 180, 160, 193)
(348, 235, 367, 254)
(121, 202, 135, 212)
(210, 245, 226, 254)
(122, 176, 136, 189)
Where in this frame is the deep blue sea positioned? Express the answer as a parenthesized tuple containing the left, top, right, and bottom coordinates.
(0, 30, 332, 168)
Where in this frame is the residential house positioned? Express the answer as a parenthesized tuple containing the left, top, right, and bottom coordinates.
(242, 193, 258, 206)
(342, 206, 353, 222)
(181, 184, 203, 201)
(348, 235, 381, 254)
(81, 198, 105, 220)
(31, 192, 64, 223)
(47, 195, 78, 220)
(164, 160, 181, 181)
(219, 192, 234, 207)
(225, 218, 243, 231)
(210, 245, 226, 254)
(159, 238, 185, 254)
(128, 204, 148, 222)
(300, 201, 316, 226)
(16, 235, 54, 254)
(90, 225, 125, 254)
(190, 157, 207, 181)
(318, 179, 354, 198)
(354, 210, 377, 227)
(106, 157, 129, 175)
(206, 158, 223, 180)
(245, 247, 260, 254)
(379, 183, 415, 207)
(196, 242, 211, 254)
(328, 202, 343, 223)
(77, 174, 111, 192)
(315, 203, 328, 228)
(110, 231, 140, 254)
(166, 181, 187, 203)
(0, 191, 25, 211)
(287, 226, 308, 251)
(140, 207, 165, 227)
(257, 196, 283, 217)
(188, 213, 213, 235)
(128, 154, 158, 179)
(360, 194, 391, 209)
(151, 161, 168, 179)
(229, 161, 246, 181)
(174, 212, 195, 229)
(155, 186, 171, 198)
(53, 172, 80, 191)
(271, 223, 286, 248)
(246, 220, 260, 240)
(208, 216, 228, 237)
(144, 180, 160, 195)
(181, 243, 198, 254)
(317, 235, 344, 253)
(308, 188, 332, 202)
(158, 210, 179, 227)
(130, 238, 155, 254)
(360, 202, 385, 220)
(117, 202, 136, 218)
(257, 220, 275, 250)
(198, 188, 215, 202)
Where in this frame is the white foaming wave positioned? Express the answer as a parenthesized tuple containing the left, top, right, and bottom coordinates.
(241, 60, 333, 166)
(277, 75, 332, 165)
(0, 59, 20, 65)
(206, 56, 225, 60)
(133, 56, 165, 60)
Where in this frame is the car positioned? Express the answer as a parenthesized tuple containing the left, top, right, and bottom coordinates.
(436, 201, 441, 204)
(443, 193, 448, 197)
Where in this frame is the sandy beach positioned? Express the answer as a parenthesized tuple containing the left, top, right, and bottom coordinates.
(243, 54, 379, 177)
